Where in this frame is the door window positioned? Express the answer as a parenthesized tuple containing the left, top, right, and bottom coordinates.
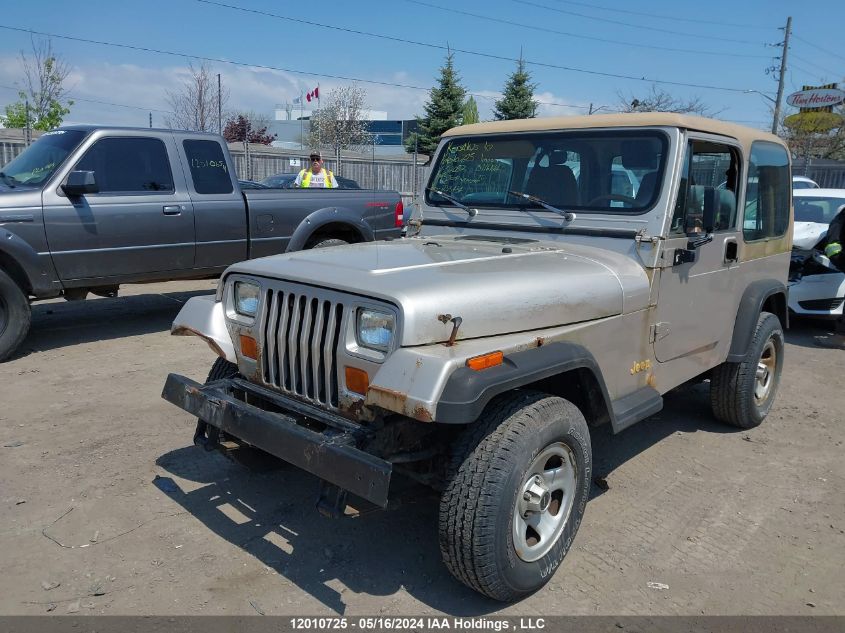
(670, 140, 740, 234)
(75, 137, 173, 194)
(743, 142, 790, 241)
(183, 140, 234, 194)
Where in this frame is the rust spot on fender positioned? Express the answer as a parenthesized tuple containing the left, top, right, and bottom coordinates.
(411, 405, 433, 422)
(367, 385, 435, 422)
(367, 385, 407, 412)
(171, 325, 226, 359)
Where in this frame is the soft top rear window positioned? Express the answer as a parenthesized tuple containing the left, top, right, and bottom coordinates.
(426, 130, 668, 215)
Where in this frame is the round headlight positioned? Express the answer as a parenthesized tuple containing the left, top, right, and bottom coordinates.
(234, 281, 260, 317)
(357, 308, 395, 351)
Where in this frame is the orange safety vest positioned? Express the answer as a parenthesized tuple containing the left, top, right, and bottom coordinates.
(298, 167, 335, 188)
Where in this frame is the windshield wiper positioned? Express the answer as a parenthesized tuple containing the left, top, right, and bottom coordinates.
(426, 187, 477, 218)
(507, 190, 576, 222)
(0, 172, 18, 188)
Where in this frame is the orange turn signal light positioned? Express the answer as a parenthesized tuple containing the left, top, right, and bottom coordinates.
(345, 366, 370, 395)
(466, 351, 504, 371)
(239, 334, 258, 360)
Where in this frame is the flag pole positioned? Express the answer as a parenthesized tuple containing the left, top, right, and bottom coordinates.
(299, 90, 304, 150)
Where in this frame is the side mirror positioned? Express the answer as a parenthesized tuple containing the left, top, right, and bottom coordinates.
(62, 171, 98, 196)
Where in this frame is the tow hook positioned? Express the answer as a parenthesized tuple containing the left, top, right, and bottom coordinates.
(317, 482, 349, 518)
(193, 420, 220, 452)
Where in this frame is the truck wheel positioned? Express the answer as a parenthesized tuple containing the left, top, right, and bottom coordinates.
(439, 391, 592, 602)
(0, 269, 31, 362)
(710, 312, 784, 429)
(308, 238, 348, 249)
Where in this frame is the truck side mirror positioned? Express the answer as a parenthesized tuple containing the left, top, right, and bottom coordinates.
(62, 170, 98, 196)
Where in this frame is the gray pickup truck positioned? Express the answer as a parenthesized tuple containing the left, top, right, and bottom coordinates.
(0, 126, 404, 360)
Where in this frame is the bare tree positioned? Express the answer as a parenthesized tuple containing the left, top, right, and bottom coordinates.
(616, 85, 714, 116)
(164, 62, 228, 132)
(307, 85, 372, 167)
(1, 37, 73, 131)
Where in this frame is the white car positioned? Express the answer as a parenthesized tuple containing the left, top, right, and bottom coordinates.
(789, 189, 845, 319)
(793, 175, 820, 190)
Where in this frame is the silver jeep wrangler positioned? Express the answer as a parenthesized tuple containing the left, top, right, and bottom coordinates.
(162, 113, 792, 601)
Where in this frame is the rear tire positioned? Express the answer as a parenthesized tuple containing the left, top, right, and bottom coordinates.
(710, 312, 784, 429)
(307, 238, 348, 249)
(0, 269, 31, 362)
(439, 391, 592, 602)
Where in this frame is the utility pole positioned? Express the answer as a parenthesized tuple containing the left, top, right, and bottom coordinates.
(217, 73, 222, 135)
(771, 16, 792, 135)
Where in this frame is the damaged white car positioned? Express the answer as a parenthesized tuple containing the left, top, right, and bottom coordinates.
(789, 189, 845, 319)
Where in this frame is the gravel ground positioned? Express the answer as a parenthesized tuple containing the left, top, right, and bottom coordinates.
(1, 280, 843, 616)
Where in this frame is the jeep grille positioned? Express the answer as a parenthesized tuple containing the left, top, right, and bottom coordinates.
(261, 288, 346, 408)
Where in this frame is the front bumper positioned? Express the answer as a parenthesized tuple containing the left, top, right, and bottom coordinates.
(161, 374, 392, 507)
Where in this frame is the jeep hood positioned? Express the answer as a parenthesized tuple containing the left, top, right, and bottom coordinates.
(231, 237, 645, 346)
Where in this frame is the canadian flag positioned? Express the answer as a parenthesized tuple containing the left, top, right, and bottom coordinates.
(305, 86, 320, 102)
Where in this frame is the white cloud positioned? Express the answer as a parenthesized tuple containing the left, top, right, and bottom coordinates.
(0, 55, 589, 127)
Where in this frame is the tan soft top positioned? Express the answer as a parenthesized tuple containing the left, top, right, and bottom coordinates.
(444, 112, 785, 151)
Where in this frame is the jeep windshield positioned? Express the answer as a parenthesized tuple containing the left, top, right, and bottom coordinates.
(0, 129, 88, 188)
(426, 130, 667, 215)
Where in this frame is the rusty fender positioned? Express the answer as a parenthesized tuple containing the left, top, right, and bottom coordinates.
(170, 296, 236, 363)
(366, 385, 434, 422)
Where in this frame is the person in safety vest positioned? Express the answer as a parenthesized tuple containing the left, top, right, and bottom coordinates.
(816, 204, 845, 349)
(294, 151, 338, 188)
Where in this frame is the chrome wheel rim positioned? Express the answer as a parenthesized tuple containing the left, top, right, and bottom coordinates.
(512, 442, 577, 563)
(754, 339, 777, 404)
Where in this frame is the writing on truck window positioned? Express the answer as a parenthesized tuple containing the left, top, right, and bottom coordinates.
(183, 140, 233, 194)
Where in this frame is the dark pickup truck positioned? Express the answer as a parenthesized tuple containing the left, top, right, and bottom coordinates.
(0, 125, 404, 360)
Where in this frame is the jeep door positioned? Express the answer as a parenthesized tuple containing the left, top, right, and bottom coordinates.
(42, 134, 195, 280)
(653, 136, 742, 364)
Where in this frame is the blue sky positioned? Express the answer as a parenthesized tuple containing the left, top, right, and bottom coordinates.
(0, 0, 842, 130)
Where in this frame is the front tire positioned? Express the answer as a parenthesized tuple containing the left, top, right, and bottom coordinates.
(0, 269, 31, 362)
(439, 391, 592, 602)
(194, 357, 239, 446)
(710, 312, 784, 429)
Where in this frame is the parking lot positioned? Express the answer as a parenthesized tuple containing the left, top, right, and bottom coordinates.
(1, 280, 843, 616)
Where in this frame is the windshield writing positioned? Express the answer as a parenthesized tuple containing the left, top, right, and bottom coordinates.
(427, 131, 667, 215)
(0, 130, 87, 187)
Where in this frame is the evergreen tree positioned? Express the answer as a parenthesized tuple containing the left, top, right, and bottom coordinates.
(493, 57, 539, 121)
(405, 51, 466, 155)
(462, 96, 479, 125)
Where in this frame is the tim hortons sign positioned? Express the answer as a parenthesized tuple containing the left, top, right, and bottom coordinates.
(786, 87, 845, 109)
